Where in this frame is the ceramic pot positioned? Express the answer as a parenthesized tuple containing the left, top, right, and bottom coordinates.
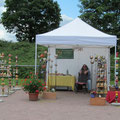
(90, 93, 95, 98)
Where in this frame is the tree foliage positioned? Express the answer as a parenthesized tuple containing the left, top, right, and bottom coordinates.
(1, 0, 61, 42)
(79, 0, 120, 42)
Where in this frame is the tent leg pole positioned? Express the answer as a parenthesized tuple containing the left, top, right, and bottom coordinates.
(114, 45, 117, 84)
(91, 63, 93, 89)
(107, 48, 110, 91)
(47, 46, 50, 90)
(46, 48, 49, 82)
(35, 42, 37, 74)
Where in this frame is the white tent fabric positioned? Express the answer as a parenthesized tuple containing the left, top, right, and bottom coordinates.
(36, 18, 117, 46)
(35, 18, 117, 89)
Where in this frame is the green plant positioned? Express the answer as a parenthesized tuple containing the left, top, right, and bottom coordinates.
(1, 0, 61, 42)
(90, 90, 96, 95)
(22, 72, 46, 93)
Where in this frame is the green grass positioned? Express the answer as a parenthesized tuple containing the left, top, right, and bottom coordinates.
(110, 81, 114, 85)
(110, 81, 120, 86)
(0, 40, 47, 65)
(0, 78, 23, 86)
(0, 40, 47, 78)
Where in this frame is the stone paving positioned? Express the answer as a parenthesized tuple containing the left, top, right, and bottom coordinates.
(0, 90, 119, 120)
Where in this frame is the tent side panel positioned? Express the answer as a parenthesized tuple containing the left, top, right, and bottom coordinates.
(48, 47, 110, 89)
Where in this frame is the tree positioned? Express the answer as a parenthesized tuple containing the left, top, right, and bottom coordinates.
(78, 0, 120, 42)
(1, 0, 62, 42)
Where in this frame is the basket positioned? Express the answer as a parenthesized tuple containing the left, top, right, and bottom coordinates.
(90, 97, 106, 106)
(109, 86, 120, 91)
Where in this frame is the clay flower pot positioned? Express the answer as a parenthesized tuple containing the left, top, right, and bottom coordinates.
(29, 93, 39, 101)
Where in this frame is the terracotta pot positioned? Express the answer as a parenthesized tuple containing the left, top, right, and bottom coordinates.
(29, 93, 39, 101)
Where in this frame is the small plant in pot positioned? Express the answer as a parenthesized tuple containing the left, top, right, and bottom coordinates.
(90, 90, 96, 98)
(42, 86, 57, 99)
(22, 72, 46, 101)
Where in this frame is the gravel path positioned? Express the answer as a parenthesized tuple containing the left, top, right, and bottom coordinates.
(0, 90, 119, 120)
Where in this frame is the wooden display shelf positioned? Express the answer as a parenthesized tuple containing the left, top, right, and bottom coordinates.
(109, 86, 120, 91)
(90, 97, 106, 106)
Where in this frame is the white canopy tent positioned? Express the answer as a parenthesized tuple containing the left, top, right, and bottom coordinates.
(35, 18, 117, 89)
(36, 18, 116, 46)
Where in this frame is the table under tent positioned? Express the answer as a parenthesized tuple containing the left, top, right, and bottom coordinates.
(35, 18, 117, 90)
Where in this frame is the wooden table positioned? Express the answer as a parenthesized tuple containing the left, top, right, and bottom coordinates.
(48, 75, 76, 91)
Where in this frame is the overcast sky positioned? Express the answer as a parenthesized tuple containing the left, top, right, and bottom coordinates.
(0, 0, 80, 42)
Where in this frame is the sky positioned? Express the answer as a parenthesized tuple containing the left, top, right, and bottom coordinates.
(0, 0, 80, 42)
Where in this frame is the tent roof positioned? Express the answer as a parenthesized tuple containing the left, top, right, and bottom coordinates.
(36, 18, 117, 47)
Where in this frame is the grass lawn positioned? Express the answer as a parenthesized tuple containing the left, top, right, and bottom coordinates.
(110, 80, 119, 86)
(0, 78, 23, 86)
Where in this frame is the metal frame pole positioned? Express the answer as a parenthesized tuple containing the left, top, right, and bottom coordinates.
(107, 47, 110, 90)
(35, 41, 37, 74)
(47, 46, 50, 90)
(114, 45, 117, 81)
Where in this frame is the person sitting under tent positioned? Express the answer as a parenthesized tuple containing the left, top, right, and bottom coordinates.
(75, 64, 91, 92)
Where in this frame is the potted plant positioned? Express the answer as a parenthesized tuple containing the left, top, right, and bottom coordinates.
(43, 87, 56, 99)
(22, 72, 46, 101)
(90, 90, 96, 98)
